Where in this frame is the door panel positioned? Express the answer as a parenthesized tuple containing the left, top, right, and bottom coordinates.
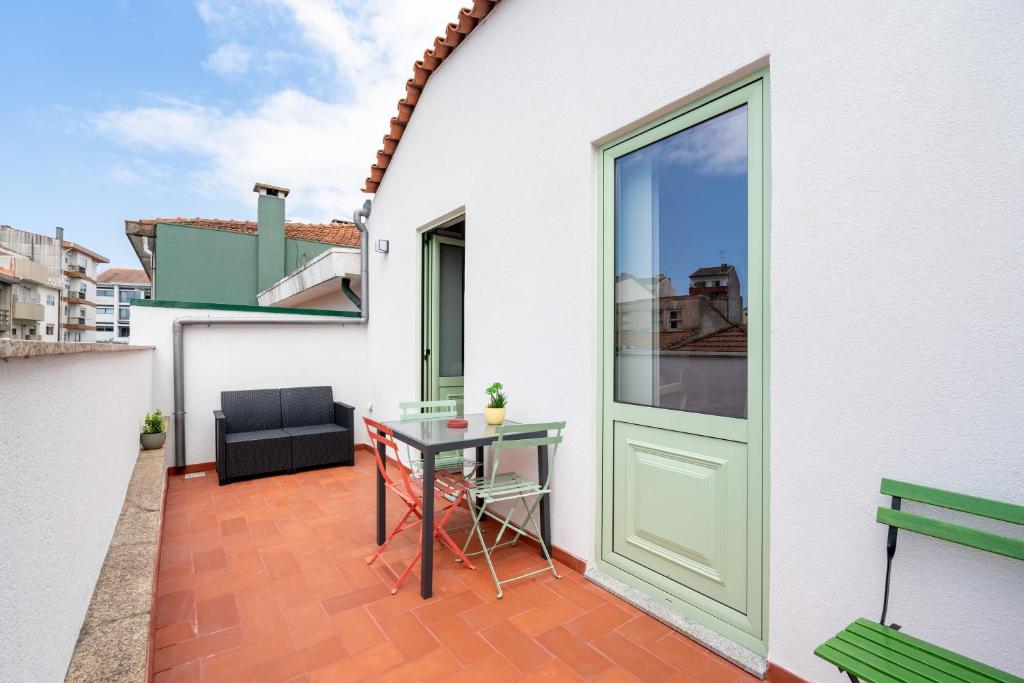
(612, 422, 747, 611)
(600, 78, 765, 640)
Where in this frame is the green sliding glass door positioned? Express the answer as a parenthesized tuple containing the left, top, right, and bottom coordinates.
(422, 232, 465, 414)
(600, 77, 767, 645)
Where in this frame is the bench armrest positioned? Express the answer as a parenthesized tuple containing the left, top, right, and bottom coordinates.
(333, 401, 355, 431)
(213, 410, 226, 421)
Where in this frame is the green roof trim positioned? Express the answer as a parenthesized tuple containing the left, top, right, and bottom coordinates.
(133, 299, 362, 318)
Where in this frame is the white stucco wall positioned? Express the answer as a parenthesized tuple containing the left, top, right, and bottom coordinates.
(0, 347, 154, 682)
(131, 304, 369, 467)
(363, 1, 1024, 678)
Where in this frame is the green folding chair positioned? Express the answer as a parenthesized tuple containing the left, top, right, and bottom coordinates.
(459, 421, 565, 598)
(398, 400, 476, 475)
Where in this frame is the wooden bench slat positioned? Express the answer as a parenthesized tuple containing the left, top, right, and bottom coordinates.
(837, 629, 973, 683)
(815, 643, 921, 683)
(815, 642, 909, 683)
(847, 623, 981, 683)
(853, 620, 1024, 683)
(880, 479, 1024, 526)
(828, 633, 954, 683)
(876, 508, 1024, 561)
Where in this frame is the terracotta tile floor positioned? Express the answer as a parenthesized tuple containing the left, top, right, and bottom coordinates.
(154, 453, 759, 682)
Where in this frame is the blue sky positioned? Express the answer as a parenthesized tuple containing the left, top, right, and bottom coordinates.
(0, 1, 461, 268)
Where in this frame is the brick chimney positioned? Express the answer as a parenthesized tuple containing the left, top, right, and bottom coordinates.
(254, 182, 289, 292)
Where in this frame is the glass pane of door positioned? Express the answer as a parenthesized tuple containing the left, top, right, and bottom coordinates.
(438, 242, 464, 378)
(614, 105, 748, 419)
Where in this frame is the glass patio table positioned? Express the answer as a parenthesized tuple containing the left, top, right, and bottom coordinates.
(375, 413, 552, 599)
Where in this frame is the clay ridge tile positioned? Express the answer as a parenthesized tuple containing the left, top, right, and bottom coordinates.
(362, 0, 499, 194)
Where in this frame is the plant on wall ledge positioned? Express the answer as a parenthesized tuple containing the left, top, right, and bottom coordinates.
(141, 409, 167, 450)
(485, 382, 508, 425)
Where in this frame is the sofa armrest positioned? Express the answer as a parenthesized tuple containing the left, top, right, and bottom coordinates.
(214, 410, 227, 483)
(333, 401, 355, 431)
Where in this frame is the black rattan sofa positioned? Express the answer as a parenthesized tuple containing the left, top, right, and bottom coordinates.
(214, 386, 354, 485)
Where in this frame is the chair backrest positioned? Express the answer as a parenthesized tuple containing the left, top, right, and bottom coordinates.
(220, 389, 281, 434)
(399, 399, 458, 421)
(363, 417, 419, 502)
(877, 478, 1024, 561)
(281, 386, 334, 428)
(490, 421, 566, 490)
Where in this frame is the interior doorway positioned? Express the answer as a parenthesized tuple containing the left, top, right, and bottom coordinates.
(421, 214, 465, 414)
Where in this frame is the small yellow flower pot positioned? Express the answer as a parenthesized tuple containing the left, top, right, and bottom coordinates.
(484, 407, 506, 425)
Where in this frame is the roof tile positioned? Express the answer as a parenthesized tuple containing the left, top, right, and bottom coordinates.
(134, 218, 359, 248)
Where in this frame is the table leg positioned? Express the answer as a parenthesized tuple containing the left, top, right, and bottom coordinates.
(537, 444, 552, 557)
(420, 448, 435, 599)
(376, 435, 386, 546)
(474, 446, 485, 503)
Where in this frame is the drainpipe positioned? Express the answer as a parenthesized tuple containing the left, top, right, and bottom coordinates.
(170, 199, 371, 468)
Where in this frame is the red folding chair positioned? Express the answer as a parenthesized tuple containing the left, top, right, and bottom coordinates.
(364, 417, 476, 594)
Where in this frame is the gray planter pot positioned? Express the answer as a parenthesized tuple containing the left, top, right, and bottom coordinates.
(140, 432, 167, 450)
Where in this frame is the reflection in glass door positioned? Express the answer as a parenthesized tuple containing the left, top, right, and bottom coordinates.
(601, 78, 766, 644)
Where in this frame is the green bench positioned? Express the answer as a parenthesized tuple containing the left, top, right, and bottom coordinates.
(814, 478, 1024, 683)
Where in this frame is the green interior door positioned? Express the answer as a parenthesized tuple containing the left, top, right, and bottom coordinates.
(423, 233, 465, 414)
(601, 78, 766, 644)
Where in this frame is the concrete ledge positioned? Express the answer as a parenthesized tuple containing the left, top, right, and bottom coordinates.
(65, 447, 166, 683)
(584, 566, 767, 678)
(0, 339, 154, 361)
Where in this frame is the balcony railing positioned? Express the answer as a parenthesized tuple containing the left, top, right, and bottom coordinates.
(14, 291, 41, 304)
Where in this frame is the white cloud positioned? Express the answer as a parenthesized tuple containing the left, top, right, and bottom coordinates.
(203, 42, 253, 77)
(92, 0, 464, 220)
(664, 105, 748, 176)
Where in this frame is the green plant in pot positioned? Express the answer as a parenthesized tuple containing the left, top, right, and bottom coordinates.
(484, 382, 508, 425)
(141, 409, 167, 450)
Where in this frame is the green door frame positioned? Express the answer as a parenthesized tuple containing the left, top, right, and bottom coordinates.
(418, 209, 467, 404)
(594, 69, 771, 655)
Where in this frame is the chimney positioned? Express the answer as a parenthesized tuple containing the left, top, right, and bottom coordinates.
(253, 183, 289, 292)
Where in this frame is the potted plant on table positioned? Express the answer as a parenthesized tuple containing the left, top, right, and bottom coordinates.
(484, 382, 508, 425)
(141, 409, 167, 450)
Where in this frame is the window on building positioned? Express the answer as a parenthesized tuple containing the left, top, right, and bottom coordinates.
(118, 327, 130, 338)
(97, 288, 113, 298)
(97, 324, 114, 332)
(46, 294, 55, 305)
(118, 308, 130, 321)
(119, 289, 141, 303)
(98, 306, 114, 315)
(46, 325, 54, 335)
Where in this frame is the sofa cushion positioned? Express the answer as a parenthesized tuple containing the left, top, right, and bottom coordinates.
(225, 429, 290, 444)
(281, 386, 334, 428)
(282, 424, 346, 437)
(221, 389, 282, 433)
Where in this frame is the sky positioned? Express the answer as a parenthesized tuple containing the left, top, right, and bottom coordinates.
(0, 0, 465, 269)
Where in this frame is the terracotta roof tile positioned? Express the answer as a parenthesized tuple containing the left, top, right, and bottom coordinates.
(134, 217, 359, 248)
(97, 268, 150, 285)
(362, 0, 500, 193)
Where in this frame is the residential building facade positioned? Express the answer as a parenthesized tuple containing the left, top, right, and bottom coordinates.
(0, 225, 108, 342)
(60, 241, 108, 342)
(95, 268, 151, 342)
(124, 184, 361, 309)
(352, 1, 1024, 680)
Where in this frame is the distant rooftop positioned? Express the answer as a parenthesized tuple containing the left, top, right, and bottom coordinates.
(97, 267, 150, 285)
(126, 217, 359, 248)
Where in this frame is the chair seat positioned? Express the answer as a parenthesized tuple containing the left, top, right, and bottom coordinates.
(814, 618, 1022, 683)
(282, 424, 347, 437)
(469, 472, 544, 502)
(410, 450, 474, 475)
(225, 429, 290, 444)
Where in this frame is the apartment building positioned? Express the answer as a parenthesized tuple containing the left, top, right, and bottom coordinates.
(0, 243, 61, 341)
(95, 268, 151, 342)
(0, 225, 108, 342)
